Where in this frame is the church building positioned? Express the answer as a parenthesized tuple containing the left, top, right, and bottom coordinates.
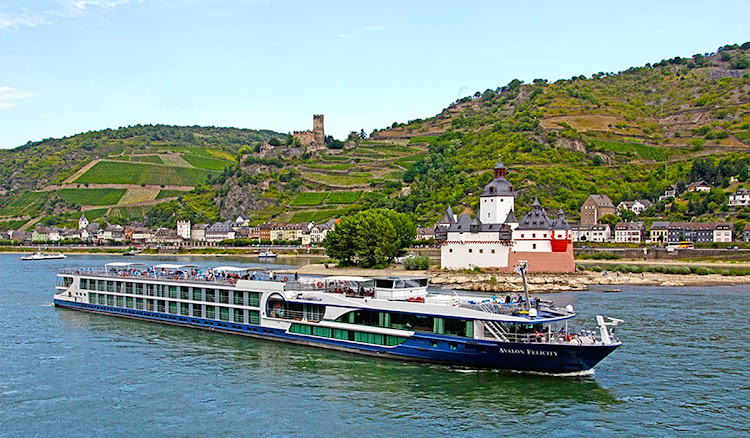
(437, 159, 574, 273)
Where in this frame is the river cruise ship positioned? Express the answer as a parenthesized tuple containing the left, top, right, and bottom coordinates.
(54, 262, 622, 372)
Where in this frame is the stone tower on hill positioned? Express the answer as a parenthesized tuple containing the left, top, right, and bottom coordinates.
(293, 114, 326, 152)
(313, 114, 324, 145)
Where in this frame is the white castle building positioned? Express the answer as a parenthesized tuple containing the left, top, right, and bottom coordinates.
(437, 160, 574, 273)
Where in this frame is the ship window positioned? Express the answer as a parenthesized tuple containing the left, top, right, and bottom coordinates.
(107, 281, 115, 293)
(206, 306, 216, 319)
(219, 307, 229, 321)
(126, 297, 133, 308)
(116, 296, 124, 307)
(192, 304, 202, 317)
(491, 249, 496, 254)
(136, 298, 144, 310)
(180, 303, 189, 316)
(449, 343, 458, 350)
(89, 293, 97, 304)
(206, 289, 216, 302)
(233, 291, 245, 306)
(449, 249, 453, 253)
(233, 308, 245, 323)
(192, 288, 202, 301)
(248, 292, 260, 307)
(180, 287, 189, 300)
(168, 286, 177, 299)
(125, 282, 133, 294)
(79, 279, 87, 289)
(146, 284, 155, 296)
(430, 341, 438, 348)
(147, 299, 154, 311)
(533, 243, 537, 250)
(479, 249, 483, 254)
(468, 249, 473, 253)
(374, 279, 394, 289)
(168, 301, 177, 314)
(249, 310, 260, 324)
(219, 290, 229, 304)
(157, 300, 165, 313)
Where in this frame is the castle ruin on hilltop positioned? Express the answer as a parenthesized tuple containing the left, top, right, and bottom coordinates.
(293, 114, 326, 152)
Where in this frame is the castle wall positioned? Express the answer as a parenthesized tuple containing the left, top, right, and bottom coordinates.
(505, 244, 576, 273)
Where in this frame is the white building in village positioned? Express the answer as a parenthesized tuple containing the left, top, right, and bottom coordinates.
(438, 160, 574, 273)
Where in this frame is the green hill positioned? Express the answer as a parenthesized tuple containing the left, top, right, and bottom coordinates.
(1, 43, 749, 231)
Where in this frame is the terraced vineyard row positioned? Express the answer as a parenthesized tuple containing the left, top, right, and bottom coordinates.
(288, 191, 362, 206)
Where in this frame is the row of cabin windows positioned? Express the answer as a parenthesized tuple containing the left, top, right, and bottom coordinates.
(448, 248, 496, 254)
(334, 310, 474, 338)
(289, 323, 407, 346)
(86, 293, 260, 324)
(78, 279, 259, 306)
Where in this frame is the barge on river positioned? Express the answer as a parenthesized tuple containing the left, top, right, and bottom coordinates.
(54, 262, 622, 372)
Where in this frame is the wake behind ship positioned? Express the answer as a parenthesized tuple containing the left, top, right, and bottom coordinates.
(54, 262, 622, 373)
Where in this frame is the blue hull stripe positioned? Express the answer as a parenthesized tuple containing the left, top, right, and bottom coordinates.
(54, 299, 617, 372)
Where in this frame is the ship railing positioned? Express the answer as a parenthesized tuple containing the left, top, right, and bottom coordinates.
(285, 281, 375, 298)
(462, 300, 525, 315)
(485, 328, 604, 345)
(266, 308, 323, 322)
(58, 268, 241, 287)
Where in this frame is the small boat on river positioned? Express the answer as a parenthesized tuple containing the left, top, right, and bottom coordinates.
(21, 249, 66, 261)
(53, 262, 622, 373)
(257, 251, 277, 258)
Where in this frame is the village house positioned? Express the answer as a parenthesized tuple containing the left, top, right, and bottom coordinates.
(416, 226, 436, 240)
(205, 222, 236, 242)
(571, 223, 611, 243)
(257, 223, 273, 241)
(667, 222, 715, 243)
(649, 221, 670, 243)
(32, 226, 50, 242)
(687, 181, 711, 192)
(131, 227, 152, 242)
(100, 225, 125, 242)
(80, 223, 99, 241)
(728, 188, 750, 207)
(662, 184, 678, 199)
(744, 224, 750, 242)
(581, 194, 616, 225)
(191, 224, 209, 241)
(153, 228, 183, 245)
(714, 223, 735, 243)
(614, 222, 646, 243)
(616, 199, 652, 215)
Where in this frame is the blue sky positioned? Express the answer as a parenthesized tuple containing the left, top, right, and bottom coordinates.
(0, 0, 748, 148)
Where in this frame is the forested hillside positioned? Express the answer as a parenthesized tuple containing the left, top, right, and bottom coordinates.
(1, 43, 749, 231)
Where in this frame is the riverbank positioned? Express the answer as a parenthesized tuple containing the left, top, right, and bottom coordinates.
(286, 263, 750, 292)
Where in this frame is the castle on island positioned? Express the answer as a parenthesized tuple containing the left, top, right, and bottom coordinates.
(293, 114, 326, 152)
(436, 159, 575, 273)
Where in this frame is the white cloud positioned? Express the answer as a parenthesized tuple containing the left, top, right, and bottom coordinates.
(0, 87, 39, 110)
(336, 33, 353, 40)
(0, 13, 49, 30)
(361, 25, 385, 32)
(53, 0, 149, 17)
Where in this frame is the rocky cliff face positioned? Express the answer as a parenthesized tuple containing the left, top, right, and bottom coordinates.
(218, 179, 272, 220)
